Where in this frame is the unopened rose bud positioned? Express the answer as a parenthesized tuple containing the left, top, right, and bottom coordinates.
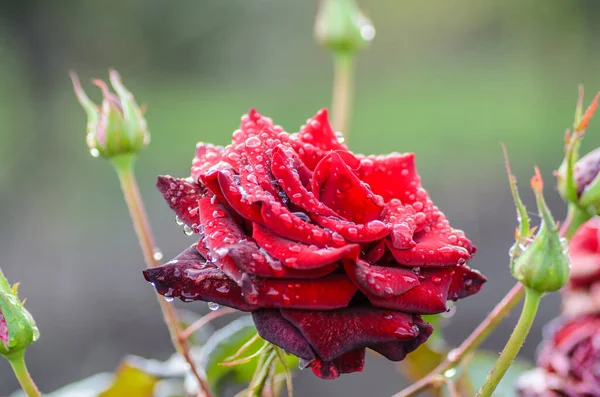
(70, 69, 149, 159)
(0, 269, 38, 358)
(511, 169, 570, 293)
(556, 88, 600, 215)
(314, 0, 374, 54)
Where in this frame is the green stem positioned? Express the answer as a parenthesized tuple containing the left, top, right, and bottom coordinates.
(475, 288, 542, 397)
(111, 154, 214, 397)
(8, 352, 41, 397)
(331, 52, 355, 137)
(561, 203, 590, 240)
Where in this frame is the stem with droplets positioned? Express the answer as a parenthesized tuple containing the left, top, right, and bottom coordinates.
(111, 153, 214, 397)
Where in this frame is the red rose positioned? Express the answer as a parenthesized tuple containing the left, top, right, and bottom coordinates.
(143, 109, 485, 378)
(517, 316, 600, 397)
(563, 217, 600, 317)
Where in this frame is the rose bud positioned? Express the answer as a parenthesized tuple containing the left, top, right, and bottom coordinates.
(556, 88, 600, 218)
(517, 315, 600, 397)
(143, 108, 485, 378)
(511, 169, 570, 293)
(314, 0, 374, 54)
(0, 269, 39, 359)
(562, 217, 600, 317)
(69, 69, 149, 159)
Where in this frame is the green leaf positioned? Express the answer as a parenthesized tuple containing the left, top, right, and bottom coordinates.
(467, 351, 533, 397)
(197, 316, 298, 395)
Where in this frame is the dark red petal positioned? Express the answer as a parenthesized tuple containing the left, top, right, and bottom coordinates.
(252, 309, 315, 361)
(385, 216, 473, 267)
(227, 241, 339, 279)
(298, 109, 347, 152)
(156, 176, 203, 230)
(356, 153, 440, 229)
(271, 145, 339, 218)
(313, 215, 392, 243)
(280, 308, 421, 361)
(312, 151, 384, 223)
(241, 274, 357, 310)
(448, 264, 486, 300)
(216, 169, 263, 223)
(253, 224, 359, 270)
(382, 200, 417, 249)
(259, 201, 346, 248)
(142, 246, 255, 311)
(370, 317, 433, 361)
(343, 259, 420, 298)
(366, 268, 455, 314)
(310, 348, 365, 379)
(191, 143, 224, 183)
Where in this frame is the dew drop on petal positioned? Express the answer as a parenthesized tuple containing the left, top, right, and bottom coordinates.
(245, 136, 261, 148)
(164, 296, 174, 303)
(175, 216, 184, 226)
(183, 225, 194, 236)
(207, 302, 220, 311)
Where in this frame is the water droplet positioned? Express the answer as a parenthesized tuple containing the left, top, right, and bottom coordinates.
(442, 301, 456, 319)
(207, 302, 220, 311)
(183, 225, 194, 236)
(89, 148, 100, 158)
(447, 348, 460, 362)
(175, 216, 184, 226)
(245, 136, 261, 148)
(216, 284, 230, 294)
(152, 248, 163, 261)
(444, 368, 457, 378)
(164, 296, 174, 303)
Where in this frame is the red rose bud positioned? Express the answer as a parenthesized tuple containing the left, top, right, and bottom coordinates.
(561, 217, 600, 317)
(0, 269, 39, 358)
(143, 108, 485, 379)
(517, 315, 600, 396)
(511, 169, 570, 293)
(70, 69, 149, 159)
(557, 87, 600, 213)
(314, 0, 374, 54)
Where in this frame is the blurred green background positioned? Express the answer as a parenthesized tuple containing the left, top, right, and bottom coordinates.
(2, 0, 600, 395)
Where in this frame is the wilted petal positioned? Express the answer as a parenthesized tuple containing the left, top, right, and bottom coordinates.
(142, 246, 255, 311)
(156, 176, 203, 230)
(309, 348, 365, 379)
(280, 308, 421, 361)
(252, 309, 315, 361)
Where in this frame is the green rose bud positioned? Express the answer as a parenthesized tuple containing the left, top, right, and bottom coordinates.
(557, 86, 600, 215)
(69, 69, 150, 159)
(511, 169, 570, 293)
(314, 0, 375, 54)
(0, 269, 39, 359)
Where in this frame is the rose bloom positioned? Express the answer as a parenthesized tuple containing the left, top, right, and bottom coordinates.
(562, 217, 600, 318)
(144, 109, 485, 378)
(517, 316, 600, 397)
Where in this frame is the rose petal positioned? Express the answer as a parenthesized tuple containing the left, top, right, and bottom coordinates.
(310, 348, 366, 379)
(289, 137, 331, 171)
(448, 264, 486, 300)
(385, 216, 473, 267)
(312, 215, 392, 243)
(370, 317, 433, 361)
(191, 143, 224, 183)
(568, 217, 600, 287)
(252, 309, 315, 361)
(253, 224, 359, 270)
(216, 169, 264, 222)
(382, 200, 417, 249)
(298, 109, 347, 152)
(366, 267, 455, 314)
(280, 308, 421, 361)
(142, 246, 255, 311)
(312, 151, 384, 223)
(343, 259, 420, 298)
(271, 145, 339, 218)
(156, 176, 203, 230)
(241, 274, 357, 310)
